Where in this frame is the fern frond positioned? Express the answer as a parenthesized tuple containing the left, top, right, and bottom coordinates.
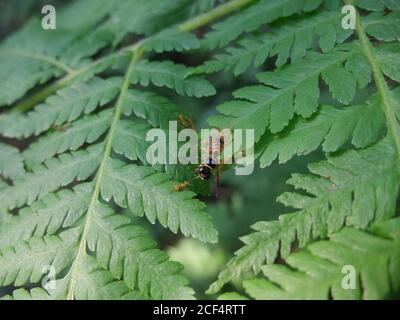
(279, 139, 398, 230)
(258, 89, 395, 167)
(209, 44, 372, 139)
(131, 60, 216, 97)
(375, 43, 400, 82)
(209, 0, 400, 298)
(113, 120, 151, 163)
(209, 139, 400, 293)
(144, 28, 200, 53)
(0, 144, 102, 210)
(2, 259, 144, 300)
(353, 0, 400, 11)
(112, 118, 208, 196)
(0, 0, 269, 300)
(3, 287, 54, 300)
(65, 255, 145, 300)
(194, 10, 351, 75)
(0, 143, 25, 180)
(0, 194, 195, 299)
(23, 109, 113, 168)
(195, 10, 400, 76)
(87, 202, 194, 299)
(0, 228, 79, 287)
(121, 89, 181, 129)
(0, 184, 91, 248)
(218, 292, 249, 300)
(2, 0, 399, 301)
(0, 0, 124, 106)
(0, 77, 122, 138)
(243, 218, 400, 299)
(0, 47, 60, 107)
(112, 117, 206, 190)
(363, 11, 400, 41)
(100, 159, 218, 243)
(202, 0, 329, 49)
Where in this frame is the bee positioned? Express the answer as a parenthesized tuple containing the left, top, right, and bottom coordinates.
(195, 129, 225, 185)
(195, 128, 247, 188)
(174, 180, 190, 192)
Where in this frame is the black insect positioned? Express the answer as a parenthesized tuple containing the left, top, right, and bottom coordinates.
(195, 158, 217, 180)
(195, 129, 224, 183)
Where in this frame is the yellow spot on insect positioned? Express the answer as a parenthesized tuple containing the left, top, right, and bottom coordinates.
(174, 180, 190, 192)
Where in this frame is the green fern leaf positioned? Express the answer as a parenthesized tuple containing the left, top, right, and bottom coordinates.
(0, 192, 195, 299)
(375, 43, 400, 82)
(87, 202, 194, 299)
(218, 292, 249, 300)
(131, 60, 216, 97)
(112, 119, 209, 195)
(121, 89, 181, 129)
(209, 44, 372, 139)
(0, 143, 25, 180)
(0, 0, 124, 106)
(0, 144, 102, 210)
(2, 287, 54, 300)
(113, 120, 151, 163)
(0, 47, 61, 107)
(100, 159, 218, 243)
(67, 255, 145, 300)
(23, 109, 113, 168)
(0, 77, 122, 138)
(194, 10, 351, 75)
(353, 0, 400, 11)
(144, 28, 200, 53)
(0, 183, 91, 248)
(202, 0, 327, 49)
(1, 0, 399, 301)
(244, 218, 400, 299)
(0, 228, 80, 287)
(363, 11, 400, 41)
(258, 90, 394, 167)
(209, 139, 400, 293)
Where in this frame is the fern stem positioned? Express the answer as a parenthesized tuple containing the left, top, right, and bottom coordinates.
(3, 49, 76, 73)
(62, 0, 259, 294)
(12, 72, 78, 112)
(179, 0, 255, 32)
(351, 7, 400, 159)
(10, 0, 254, 113)
(65, 49, 143, 300)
